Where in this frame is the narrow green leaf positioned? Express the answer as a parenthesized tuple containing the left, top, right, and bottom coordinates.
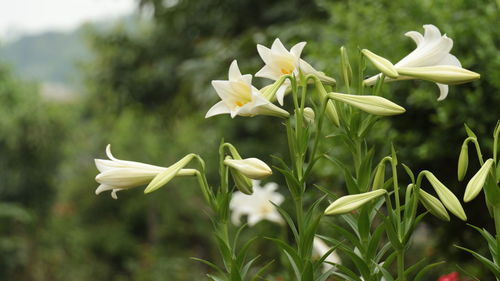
(413, 261, 446, 281)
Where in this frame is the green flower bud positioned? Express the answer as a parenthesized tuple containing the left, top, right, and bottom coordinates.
(372, 163, 385, 190)
(362, 49, 399, 79)
(457, 142, 469, 181)
(417, 188, 450, 221)
(145, 154, 196, 194)
(463, 158, 494, 203)
(324, 189, 387, 215)
(328, 92, 406, 116)
(424, 171, 467, 221)
(303, 107, 315, 125)
(340, 46, 353, 86)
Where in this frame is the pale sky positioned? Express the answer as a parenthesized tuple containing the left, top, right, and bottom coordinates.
(0, 0, 136, 40)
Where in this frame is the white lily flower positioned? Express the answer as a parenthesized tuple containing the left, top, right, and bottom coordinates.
(256, 38, 335, 105)
(313, 237, 342, 273)
(229, 180, 284, 226)
(365, 24, 463, 101)
(206, 60, 289, 119)
(95, 144, 195, 199)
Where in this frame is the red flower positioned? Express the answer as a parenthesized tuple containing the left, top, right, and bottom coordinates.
(438, 272, 459, 281)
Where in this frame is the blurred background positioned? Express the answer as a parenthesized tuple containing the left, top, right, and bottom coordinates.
(0, 0, 499, 280)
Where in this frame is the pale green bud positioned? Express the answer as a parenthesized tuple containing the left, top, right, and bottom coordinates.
(457, 141, 470, 181)
(224, 158, 272, 180)
(362, 49, 399, 79)
(315, 80, 340, 127)
(144, 154, 196, 194)
(303, 107, 315, 125)
(372, 163, 385, 190)
(340, 46, 353, 86)
(225, 157, 253, 195)
(328, 92, 406, 116)
(417, 188, 450, 221)
(324, 189, 387, 215)
(396, 66, 480, 85)
(424, 171, 467, 221)
(463, 158, 494, 202)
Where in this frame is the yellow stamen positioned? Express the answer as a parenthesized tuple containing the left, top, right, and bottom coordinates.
(280, 68, 292, 75)
(235, 101, 245, 107)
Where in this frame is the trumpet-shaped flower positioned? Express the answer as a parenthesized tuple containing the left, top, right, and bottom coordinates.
(365, 24, 465, 101)
(229, 180, 284, 226)
(312, 237, 342, 273)
(256, 38, 335, 105)
(206, 60, 289, 119)
(94, 145, 195, 199)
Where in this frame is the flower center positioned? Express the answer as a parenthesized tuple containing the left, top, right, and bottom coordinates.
(280, 68, 292, 75)
(234, 101, 245, 107)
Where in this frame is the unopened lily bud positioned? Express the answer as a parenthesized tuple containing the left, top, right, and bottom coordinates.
(372, 163, 385, 190)
(225, 157, 253, 195)
(324, 189, 387, 215)
(315, 79, 340, 127)
(328, 92, 406, 116)
(303, 107, 315, 125)
(417, 188, 450, 221)
(464, 158, 494, 202)
(396, 66, 480, 85)
(424, 171, 467, 221)
(362, 49, 399, 79)
(224, 158, 272, 180)
(144, 154, 197, 194)
(457, 141, 470, 181)
(340, 46, 353, 86)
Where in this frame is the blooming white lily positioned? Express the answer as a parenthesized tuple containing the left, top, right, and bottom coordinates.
(365, 24, 464, 100)
(312, 237, 342, 273)
(94, 145, 195, 199)
(206, 60, 289, 118)
(256, 38, 335, 105)
(229, 180, 284, 226)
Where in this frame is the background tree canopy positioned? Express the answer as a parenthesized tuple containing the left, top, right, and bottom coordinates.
(0, 0, 499, 280)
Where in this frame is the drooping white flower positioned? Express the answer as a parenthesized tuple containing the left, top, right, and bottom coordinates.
(256, 38, 335, 105)
(229, 180, 284, 226)
(365, 24, 464, 101)
(94, 145, 195, 199)
(206, 60, 289, 119)
(312, 237, 342, 273)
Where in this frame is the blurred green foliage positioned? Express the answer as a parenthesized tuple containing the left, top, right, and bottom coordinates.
(0, 0, 499, 280)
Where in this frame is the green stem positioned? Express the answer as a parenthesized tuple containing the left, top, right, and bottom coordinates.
(397, 250, 406, 281)
(391, 161, 402, 239)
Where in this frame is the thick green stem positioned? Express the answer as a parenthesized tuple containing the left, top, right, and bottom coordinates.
(397, 250, 406, 281)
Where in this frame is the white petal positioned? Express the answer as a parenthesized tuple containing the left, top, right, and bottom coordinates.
(271, 38, 289, 54)
(436, 83, 449, 101)
(290, 42, 307, 58)
(255, 65, 279, 80)
(205, 101, 231, 118)
(211, 80, 234, 101)
(275, 84, 288, 106)
(106, 144, 119, 161)
(298, 59, 318, 75)
(247, 213, 264, 226)
(436, 53, 462, 67)
(111, 189, 124, 199)
(228, 60, 242, 81)
(241, 74, 253, 85)
(257, 44, 273, 66)
(404, 31, 424, 46)
(265, 211, 284, 225)
(423, 24, 442, 41)
(231, 210, 243, 225)
(95, 184, 114, 195)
